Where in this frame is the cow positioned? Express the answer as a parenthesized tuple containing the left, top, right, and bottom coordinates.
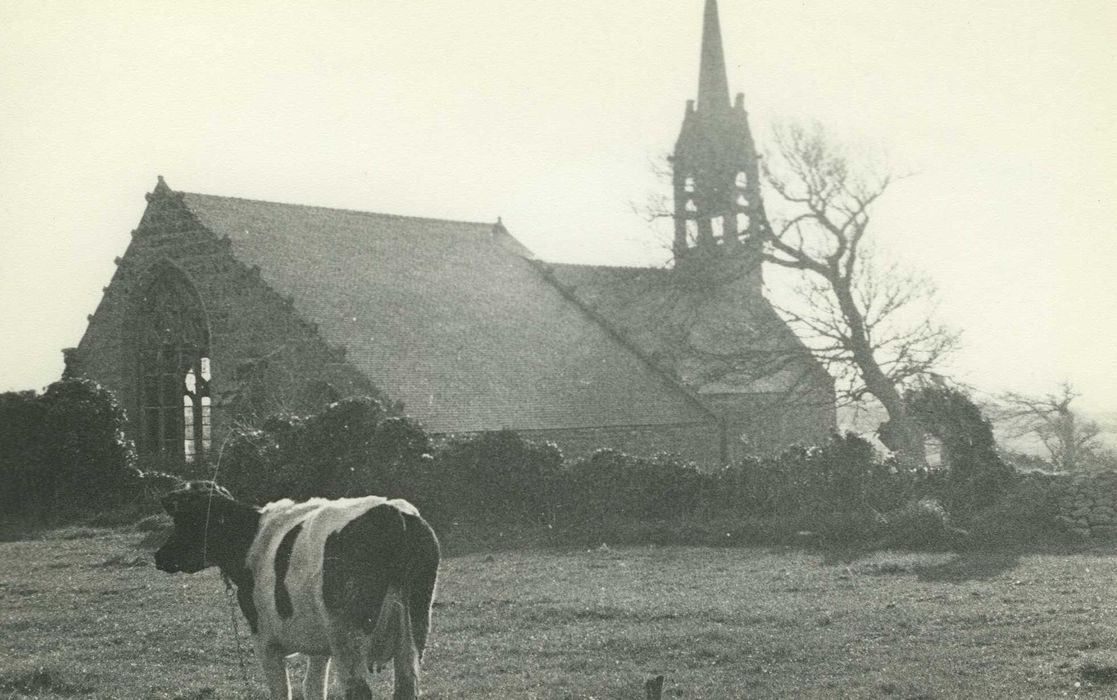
(153, 481, 439, 700)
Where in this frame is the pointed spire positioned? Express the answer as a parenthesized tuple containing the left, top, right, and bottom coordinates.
(697, 0, 730, 112)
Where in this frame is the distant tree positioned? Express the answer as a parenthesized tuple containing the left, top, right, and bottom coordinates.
(757, 122, 959, 466)
(995, 382, 1104, 471)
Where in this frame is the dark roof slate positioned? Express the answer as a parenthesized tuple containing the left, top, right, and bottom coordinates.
(548, 262, 829, 395)
(180, 192, 711, 433)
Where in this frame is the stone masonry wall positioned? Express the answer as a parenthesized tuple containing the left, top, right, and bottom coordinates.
(1037, 471, 1117, 539)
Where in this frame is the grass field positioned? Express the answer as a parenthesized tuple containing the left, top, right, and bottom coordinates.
(3, 525, 1117, 699)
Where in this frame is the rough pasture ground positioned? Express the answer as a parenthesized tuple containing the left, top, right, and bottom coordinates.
(3, 529, 1117, 698)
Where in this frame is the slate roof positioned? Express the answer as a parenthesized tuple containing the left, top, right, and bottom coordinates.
(547, 262, 830, 395)
(180, 193, 713, 433)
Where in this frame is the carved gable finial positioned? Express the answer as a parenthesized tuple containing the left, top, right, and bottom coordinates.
(147, 175, 172, 202)
(138, 175, 198, 233)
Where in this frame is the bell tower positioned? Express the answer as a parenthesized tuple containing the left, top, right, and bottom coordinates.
(672, 0, 768, 276)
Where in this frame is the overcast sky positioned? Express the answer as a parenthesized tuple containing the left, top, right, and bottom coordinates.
(1, 0, 1115, 412)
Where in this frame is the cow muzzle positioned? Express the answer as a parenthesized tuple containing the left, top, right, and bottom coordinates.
(153, 545, 204, 573)
(153, 548, 179, 572)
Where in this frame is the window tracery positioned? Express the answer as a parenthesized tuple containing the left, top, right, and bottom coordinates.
(135, 266, 211, 463)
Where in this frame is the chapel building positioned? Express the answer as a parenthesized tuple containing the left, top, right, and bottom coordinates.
(67, 0, 835, 468)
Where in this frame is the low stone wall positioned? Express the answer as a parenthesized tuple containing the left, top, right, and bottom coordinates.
(1031, 470, 1117, 539)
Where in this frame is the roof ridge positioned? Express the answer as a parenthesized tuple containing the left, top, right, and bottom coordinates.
(182, 191, 496, 229)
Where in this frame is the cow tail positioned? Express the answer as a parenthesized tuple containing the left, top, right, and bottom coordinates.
(402, 513, 440, 659)
(369, 583, 406, 647)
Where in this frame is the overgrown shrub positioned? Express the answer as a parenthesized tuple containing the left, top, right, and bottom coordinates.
(547, 433, 945, 545)
(557, 450, 703, 524)
(218, 426, 282, 503)
(219, 397, 431, 506)
(40, 379, 137, 503)
(878, 497, 961, 550)
(221, 406, 564, 526)
(0, 390, 47, 516)
(432, 430, 564, 524)
(0, 379, 137, 521)
(812, 509, 887, 545)
(700, 433, 933, 521)
(964, 474, 1065, 546)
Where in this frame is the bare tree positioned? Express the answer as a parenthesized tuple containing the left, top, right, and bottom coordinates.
(758, 121, 960, 466)
(996, 382, 1103, 471)
(632, 121, 958, 463)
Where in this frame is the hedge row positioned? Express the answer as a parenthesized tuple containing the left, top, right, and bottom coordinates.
(215, 397, 993, 543)
(2, 385, 1036, 547)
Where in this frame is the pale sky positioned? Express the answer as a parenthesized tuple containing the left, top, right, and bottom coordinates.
(1, 0, 1115, 411)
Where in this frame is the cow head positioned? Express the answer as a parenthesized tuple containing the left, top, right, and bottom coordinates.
(154, 480, 248, 574)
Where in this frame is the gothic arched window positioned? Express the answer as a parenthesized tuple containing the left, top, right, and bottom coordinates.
(134, 265, 211, 463)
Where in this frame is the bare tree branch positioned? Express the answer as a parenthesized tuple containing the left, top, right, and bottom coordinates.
(992, 382, 1104, 470)
(755, 121, 958, 466)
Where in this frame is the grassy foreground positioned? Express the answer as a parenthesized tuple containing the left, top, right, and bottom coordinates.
(3, 526, 1117, 699)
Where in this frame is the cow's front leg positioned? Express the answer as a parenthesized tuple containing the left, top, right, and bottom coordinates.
(253, 640, 292, 700)
(303, 655, 331, 700)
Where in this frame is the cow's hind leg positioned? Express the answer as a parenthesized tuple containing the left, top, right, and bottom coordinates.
(303, 655, 331, 700)
(253, 641, 292, 700)
(391, 644, 419, 700)
(391, 601, 419, 700)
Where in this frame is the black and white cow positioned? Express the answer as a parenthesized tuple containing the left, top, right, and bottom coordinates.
(154, 481, 439, 700)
